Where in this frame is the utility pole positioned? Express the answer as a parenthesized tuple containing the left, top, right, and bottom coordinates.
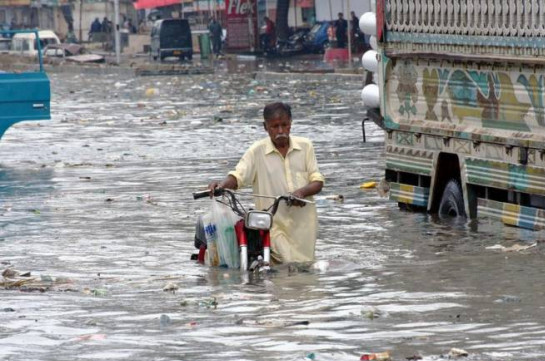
(347, 0, 351, 67)
(79, 0, 83, 42)
(114, 0, 120, 64)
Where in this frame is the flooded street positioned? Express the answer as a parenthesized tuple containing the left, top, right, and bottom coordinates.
(1, 61, 545, 361)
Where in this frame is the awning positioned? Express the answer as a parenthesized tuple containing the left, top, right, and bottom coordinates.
(134, 0, 192, 10)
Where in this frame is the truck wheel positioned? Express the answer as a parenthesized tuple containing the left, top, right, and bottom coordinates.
(438, 180, 466, 218)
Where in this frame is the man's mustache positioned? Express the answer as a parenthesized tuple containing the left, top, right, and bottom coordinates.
(275, 134, 289, 140)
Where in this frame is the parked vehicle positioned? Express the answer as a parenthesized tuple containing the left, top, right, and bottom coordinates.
(10, 30, 60, 57)
(0, 30, 50, 140)
(192, 188, 312, 271)
(0, 37, 10, 53)
(303, 22, 329, 53)
(262, 28, 309, 57)
(369, 0, 545, 230)
(150, 18, 193, 62)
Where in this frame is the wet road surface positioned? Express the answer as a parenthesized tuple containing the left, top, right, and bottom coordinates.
(1, 62, 545, 361)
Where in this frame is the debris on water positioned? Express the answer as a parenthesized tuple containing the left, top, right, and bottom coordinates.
(494, 295, 521, 303)
(236, 318, 309, 328)
(83, 288, 107, 297)
(361, 307, 382, 320)
(448, 348, 468, 357)
(324, 194, 344, 203)
(360, 181, 377, 189)
(159, 314, 171, 328)
(75, 334, 106, 342)
(304, 353, 316, 360)
(2, 268, 19, 278)
(377, 178, 390, 197)
(198, 297, 218, 309)
(145, 88, 159, 97)
(486, 243, 536, 252)
(405, 355, 422, 360)
(40, 275, 53, 283)
(360, 351, 391, 360)
(3, 308, 15, 312)
(162, 282, 179, 293)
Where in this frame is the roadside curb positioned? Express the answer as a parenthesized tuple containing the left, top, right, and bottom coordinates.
(255, 71, 364, 83)
(43, 64, 365, 82)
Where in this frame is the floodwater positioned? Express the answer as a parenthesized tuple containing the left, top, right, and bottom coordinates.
(1, 60, 545, 361)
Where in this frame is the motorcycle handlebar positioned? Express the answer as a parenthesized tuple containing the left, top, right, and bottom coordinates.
(192, 188, 225, 200)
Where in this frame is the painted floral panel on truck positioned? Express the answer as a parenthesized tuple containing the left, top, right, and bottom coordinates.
(383, 58, 545, 141)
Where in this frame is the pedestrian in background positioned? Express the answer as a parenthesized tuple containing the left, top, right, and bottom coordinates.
(327, 21, 336, 49)
(89, 17, 102, 42)
(209, 17, 223, 56)
(335, 12, 348, 48)
(260, 16, 276, 51)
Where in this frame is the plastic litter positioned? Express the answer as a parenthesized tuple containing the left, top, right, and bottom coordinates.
(360, 181, 377, 189)
(448, 348, 468, 357)
(202, 212, 220, 267)
(210, 199, 240, 268)
(486, 243, 536, 252)
(360, 351, 391, 361)
(163, 282, 179, 292)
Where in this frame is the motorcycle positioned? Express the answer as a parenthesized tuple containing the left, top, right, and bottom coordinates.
(192, 188, 312, 271)
(261, 28, 309, 57)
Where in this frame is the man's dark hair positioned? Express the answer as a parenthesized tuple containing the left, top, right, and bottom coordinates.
(263, 102, 292, 122)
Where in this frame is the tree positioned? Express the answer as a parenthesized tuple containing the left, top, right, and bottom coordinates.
(275, 0, 290, 41)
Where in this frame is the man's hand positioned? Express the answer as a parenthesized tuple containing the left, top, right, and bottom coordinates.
(208, 175, 238, 198)
(290, 181, 324, 207)
(207, 181, 221, 198)
(290, 189, 307, 207)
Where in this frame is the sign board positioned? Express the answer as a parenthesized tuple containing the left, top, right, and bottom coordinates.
(296, 0, 314, 8)
(225, 0, 257, 50)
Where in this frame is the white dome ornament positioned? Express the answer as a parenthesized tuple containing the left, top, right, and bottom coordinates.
(361, 84, 380, 109)
(359, 12, 377, 36)
(361, 50, 378, 73)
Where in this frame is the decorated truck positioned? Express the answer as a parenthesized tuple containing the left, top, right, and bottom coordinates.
(366, 1, 545, 229)
(0, 30, 50, 140)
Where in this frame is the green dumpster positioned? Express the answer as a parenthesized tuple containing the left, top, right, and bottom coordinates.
(198, 34, 211, 59)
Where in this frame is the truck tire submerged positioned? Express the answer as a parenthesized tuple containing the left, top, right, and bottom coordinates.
(438, 180, 466, 218)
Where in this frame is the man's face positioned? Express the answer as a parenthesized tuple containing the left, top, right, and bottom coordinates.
(264, 114, 291, 148)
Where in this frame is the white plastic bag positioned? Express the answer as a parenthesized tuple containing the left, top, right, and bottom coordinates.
(210, 199, 240, 269)
(201, 212, 220, 267)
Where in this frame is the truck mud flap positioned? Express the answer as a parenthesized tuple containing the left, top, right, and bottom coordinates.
(389, 182, 430, 207)
(478, 198, 545, 230)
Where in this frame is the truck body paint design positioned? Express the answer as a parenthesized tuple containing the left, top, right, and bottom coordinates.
(375, 0, 545, 229)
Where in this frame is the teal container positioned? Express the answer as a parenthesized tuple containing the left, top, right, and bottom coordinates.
(198, 34, 211, 59)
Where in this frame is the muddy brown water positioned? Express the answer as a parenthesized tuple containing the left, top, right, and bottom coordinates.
(1, 65, 544, 361)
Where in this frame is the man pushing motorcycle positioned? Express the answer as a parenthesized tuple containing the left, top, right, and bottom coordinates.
(208, 102, 324, 264)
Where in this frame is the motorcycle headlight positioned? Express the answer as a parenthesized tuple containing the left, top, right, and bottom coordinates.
(245, 211, 273, 230)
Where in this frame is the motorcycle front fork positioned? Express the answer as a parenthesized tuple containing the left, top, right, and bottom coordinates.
(235, 220, 270, 271)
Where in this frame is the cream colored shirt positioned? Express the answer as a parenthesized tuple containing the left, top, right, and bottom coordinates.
(229, 136, 325, 263)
